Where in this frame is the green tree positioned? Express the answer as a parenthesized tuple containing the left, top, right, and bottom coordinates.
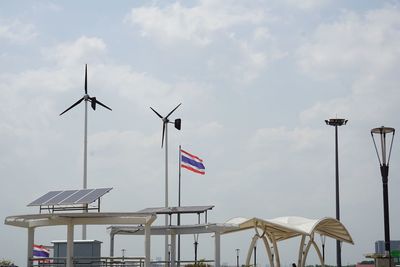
(0, 259, 15, 266)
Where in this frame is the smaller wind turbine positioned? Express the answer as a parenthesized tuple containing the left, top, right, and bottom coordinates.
(150, 103, 182, 148)
(150, 103, 181, 262)
(60, 64, 111, 240)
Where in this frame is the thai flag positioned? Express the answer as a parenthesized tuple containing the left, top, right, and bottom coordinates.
(33, 244, 50, 258)
(181, 149, 205, 175)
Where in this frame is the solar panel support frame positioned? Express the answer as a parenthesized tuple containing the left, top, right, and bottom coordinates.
(38, 197, 102, 214)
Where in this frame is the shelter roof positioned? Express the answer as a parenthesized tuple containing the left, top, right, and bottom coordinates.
(137, 205, 214, 215)
(108, 223, 238, 235)
(223, 216, 353, 244)
(4, 212, 157, 228)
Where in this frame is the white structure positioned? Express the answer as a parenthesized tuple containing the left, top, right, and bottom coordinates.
(223, 216, 354, 267)
(4, 211, 354, 267)
(108, 223, 239, 267)
(4, 212, 156, 267)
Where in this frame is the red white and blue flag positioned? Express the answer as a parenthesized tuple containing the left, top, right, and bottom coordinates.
(33, 244, 50, 258)
(180, 149, 205, 175)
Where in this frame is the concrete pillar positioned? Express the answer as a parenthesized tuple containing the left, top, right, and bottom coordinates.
(67, 223, 74, 267)
(110, 233, 115, 257)
(145, 223, 151, 267)
(171, 233, 176, 267)
(214, 232, 221, 267)
(27, 227, 34, 267)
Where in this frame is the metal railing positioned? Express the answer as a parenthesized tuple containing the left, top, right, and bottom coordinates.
(29, 257, 145, 267)
(30, 257, 216, 267)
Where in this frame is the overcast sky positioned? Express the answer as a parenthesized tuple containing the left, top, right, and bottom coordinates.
(1, 0, 400, 266)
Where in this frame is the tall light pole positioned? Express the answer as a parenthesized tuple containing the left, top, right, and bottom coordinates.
(371, 126, 395, 258)
(236, 249, 240, 267)
(325, 118, 347, 267)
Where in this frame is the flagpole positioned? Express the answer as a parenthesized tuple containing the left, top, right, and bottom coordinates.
(178, 145, 182, 267)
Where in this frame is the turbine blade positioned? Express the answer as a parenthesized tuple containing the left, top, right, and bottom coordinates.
(161, 123, 166, 148)
(150, 107, 163, 119)
(95, 98, 112, 111)
(166, 103, 181, 119)
(85, 64, 88, 95)
(59, 97, 85, 116)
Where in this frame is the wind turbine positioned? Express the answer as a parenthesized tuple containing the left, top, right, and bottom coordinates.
(150, 103, 181, 262)
(60, 64, 112, 239)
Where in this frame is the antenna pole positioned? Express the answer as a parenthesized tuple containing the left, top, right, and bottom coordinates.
(165, 122, 169, 264)
(82, 98, 88, 240)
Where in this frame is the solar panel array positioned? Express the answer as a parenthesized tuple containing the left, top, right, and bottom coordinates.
(28, 188, 112, 207)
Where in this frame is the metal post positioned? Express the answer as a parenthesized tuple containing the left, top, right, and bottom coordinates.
(194, 240, 198, 264)
(381, 164, 391, 254)
(236, 249, 240, 267)
(178, 145, 181, 267)
(165, 124, 169, 264)
(122, 249, 126, 262)
(82, 99, 88, 240)
(334, 125, 341, 267)
(325, 118, 347, 267)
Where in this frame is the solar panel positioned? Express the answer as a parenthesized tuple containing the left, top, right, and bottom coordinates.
(28, 188, 113, 208)
(28, 191, 63, 206)
(44, 190, 78, 205)
(75, 188, 112, 204)
(59, 189, 94, 205)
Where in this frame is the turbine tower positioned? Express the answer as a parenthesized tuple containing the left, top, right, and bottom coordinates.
(150, 103, 181, 262)
(60, 64, 112, 239)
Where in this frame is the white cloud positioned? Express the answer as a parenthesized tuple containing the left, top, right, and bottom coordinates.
(0, 19, 37, 43)
(297, 6, 400, 124)
(125, 0, 265, 45)
(283, 0, 331, 10)
(297, 6, 400, 80)
(44, 36, 107, 66)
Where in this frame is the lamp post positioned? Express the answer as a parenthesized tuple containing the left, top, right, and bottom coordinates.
(371, 126, 395, 257)
(325, 118, 347, 267)
(236, 249, 240, 267)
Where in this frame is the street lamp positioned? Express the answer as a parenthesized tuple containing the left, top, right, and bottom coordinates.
(325, 118, 347, 267)
(236, 249, 240, 267)
(371, 126, 395, 257)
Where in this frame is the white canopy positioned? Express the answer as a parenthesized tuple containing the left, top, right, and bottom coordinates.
(223, 216, 353, 244)
(223, 216, 353, 267)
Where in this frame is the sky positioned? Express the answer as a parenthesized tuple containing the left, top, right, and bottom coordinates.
(1, 0, 400, 266)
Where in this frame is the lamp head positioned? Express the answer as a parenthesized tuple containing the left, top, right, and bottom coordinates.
(371, 126, 395, 166)
(325, 118, 348, 126)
